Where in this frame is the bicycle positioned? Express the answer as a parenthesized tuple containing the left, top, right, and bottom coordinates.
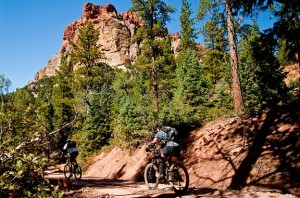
(144, 149, 189, 193)
(63, 155, 82, 180)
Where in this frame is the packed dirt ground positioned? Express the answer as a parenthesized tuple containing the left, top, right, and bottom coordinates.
(45, 102, 300, 197)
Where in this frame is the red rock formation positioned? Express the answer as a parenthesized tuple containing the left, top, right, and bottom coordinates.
(119, 11, 144, 26)
(33, 2, 179, 81)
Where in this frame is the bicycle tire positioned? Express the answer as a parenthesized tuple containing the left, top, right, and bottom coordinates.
(168, 162, 189, 193)
(144, 163, 159, 190)
(63, 163, 71, 179)
(74, 164, 82, 180)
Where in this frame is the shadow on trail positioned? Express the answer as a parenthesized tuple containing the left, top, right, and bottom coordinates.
(70, 177, 142, 188)
(53, 176, 218, 197)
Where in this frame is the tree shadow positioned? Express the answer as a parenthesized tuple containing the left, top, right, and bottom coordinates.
(177, 102, 300, 196)
(229, 103, 300, 195)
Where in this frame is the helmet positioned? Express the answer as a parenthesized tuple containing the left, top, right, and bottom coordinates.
(66, 139, 71, 143)
(156, 122, 163, 130)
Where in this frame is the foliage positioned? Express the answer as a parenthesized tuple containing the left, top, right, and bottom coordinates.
(112, 95, 151, 148)
(0, 74, 11, 95)
(0, 152, 62, 197)
(79, 85, 114, 157)
(131, 0, 175, 115)
(51, 54, 76, 151)
(68, 21, 104, 97)
(277, 39, 296, 66)
(239, 23, 288, 115)
(111, 69, 154, 147)
(179, 0, 197, 51)
(234, 0, 300, 66)
(200, 10, 232, 112)
(198, 0, 244, 113)
(164, 48, 210, 127)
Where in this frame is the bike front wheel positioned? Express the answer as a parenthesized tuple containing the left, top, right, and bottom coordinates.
(63, 163, 72, 179)
(168, 162, 189, 193)
(144, 163, 159, 190)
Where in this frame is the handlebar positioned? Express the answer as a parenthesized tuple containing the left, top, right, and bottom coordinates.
(146, 148, 161, 157)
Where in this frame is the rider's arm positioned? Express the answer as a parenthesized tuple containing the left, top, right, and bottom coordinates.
(63, 143, 68, 151)
(61, 143, 68, 157)
(151, 137, 158, 144)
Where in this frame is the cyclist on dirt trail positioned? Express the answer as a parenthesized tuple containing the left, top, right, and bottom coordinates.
(62, 139, 79, 176)
(146, 123, 180, 179)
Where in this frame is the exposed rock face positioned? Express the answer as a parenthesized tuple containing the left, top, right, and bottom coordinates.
(34, 2, 181, 82)
(34, 53, 62, 80)
(34, 3, 143, 81)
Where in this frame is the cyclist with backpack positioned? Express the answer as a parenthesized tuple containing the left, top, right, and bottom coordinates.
(62, 139, 79, 177)
(146, 123, 180, 178)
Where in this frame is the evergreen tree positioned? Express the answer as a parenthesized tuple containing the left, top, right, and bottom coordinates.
(200, 11, 233, 113)
(68, 21, 105, 111)
(233, 0, 300, 94)
(52, 55, 75, 149)
(67, 20, 117, 156)
(79, 84, 114, 156)
(131, 0, 175, 116)
(239, 23, 262, 114)
(0, 74, 11, 144)
(198, 0, 244, 113)
(168, 48, 210, 126)
(111, 68, 154, 147)
(180, 0, 197, 51)
(201, 11, 229, 85)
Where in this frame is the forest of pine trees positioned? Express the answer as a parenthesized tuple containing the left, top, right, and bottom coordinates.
(0, 0, 299, 196)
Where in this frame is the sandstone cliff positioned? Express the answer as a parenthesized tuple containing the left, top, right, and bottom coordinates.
(34, 3, 180, 81)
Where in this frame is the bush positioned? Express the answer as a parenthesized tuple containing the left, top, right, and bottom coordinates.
(0, 153, 62, 197)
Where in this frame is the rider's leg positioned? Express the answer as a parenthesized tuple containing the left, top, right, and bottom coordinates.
(157, 157, 165, 178)
(69, 154, 76, 177)
(73, 151, 79, 168)
(157, 147, 170, 178)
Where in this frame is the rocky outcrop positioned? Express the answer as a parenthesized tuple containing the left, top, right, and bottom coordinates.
(34, 53, 62, 80)
(34, 2, 181, 82)
(34, 3, 143, 81)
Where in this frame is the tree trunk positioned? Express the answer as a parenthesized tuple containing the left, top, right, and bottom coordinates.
(152, 56, 159, 115)
(225, 0, 244, 114)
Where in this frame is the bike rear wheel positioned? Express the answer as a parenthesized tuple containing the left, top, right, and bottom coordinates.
(74, 163, 82, 180)
(144, 163, 159, 190)
(168, 162, 189, 193)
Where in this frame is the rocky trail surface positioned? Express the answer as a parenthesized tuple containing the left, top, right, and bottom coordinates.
(45, 166, 298, 198)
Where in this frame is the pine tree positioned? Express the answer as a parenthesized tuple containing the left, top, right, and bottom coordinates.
(198, 0, 244, 113)
(52, 55, 75, 149)
(180, 0, 197, 51)
(0, 74, 11, 144)
(233, 0, 300, 94)
(131, 0, 175, 116)
(68, 21, 107, 110)
(170, 48, 210, 126)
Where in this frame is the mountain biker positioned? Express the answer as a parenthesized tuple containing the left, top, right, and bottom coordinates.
(146, 123, 180, 179)
(62, 139, 79, 176)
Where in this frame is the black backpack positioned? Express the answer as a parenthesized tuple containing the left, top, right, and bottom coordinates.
(69, 140, 77, 147)
(161, 126, 179, 142)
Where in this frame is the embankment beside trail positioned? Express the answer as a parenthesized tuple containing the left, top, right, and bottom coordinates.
(85, 105, 300, 196)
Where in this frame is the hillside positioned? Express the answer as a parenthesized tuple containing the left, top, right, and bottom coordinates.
(81, 102, 299, 196)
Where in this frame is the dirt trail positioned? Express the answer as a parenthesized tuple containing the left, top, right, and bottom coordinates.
(45, 170, 298, 198)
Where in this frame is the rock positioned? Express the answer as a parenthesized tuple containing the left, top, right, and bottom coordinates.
(33, 2, 181, 82)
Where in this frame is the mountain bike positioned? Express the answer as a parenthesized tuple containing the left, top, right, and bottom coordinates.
(144, 149, 189, 193)
(63, 155, 82, 180)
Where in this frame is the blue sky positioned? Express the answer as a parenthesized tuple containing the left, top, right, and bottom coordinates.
(0, 0, 274, 91)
